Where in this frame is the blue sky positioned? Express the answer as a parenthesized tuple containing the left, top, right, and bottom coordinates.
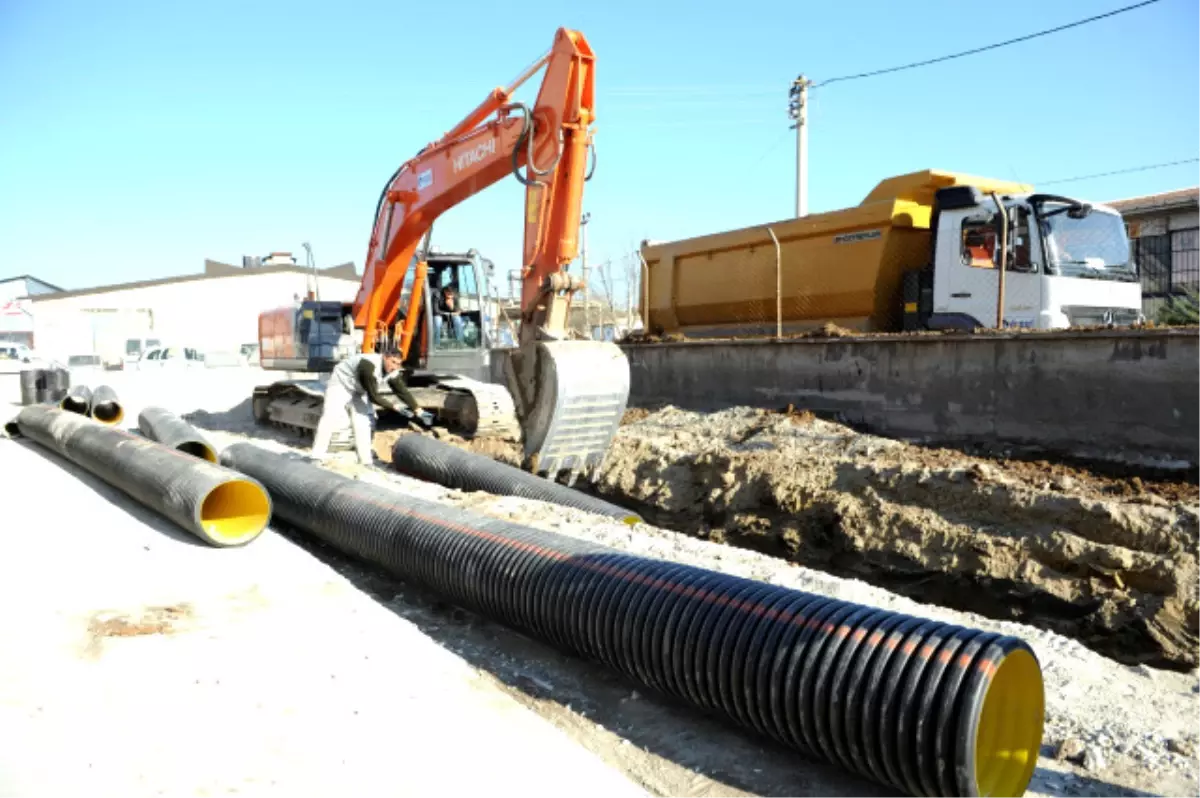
(2, 0, 1197, 303)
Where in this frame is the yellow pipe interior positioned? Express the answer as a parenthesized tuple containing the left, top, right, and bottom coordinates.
(973, 647, 1045, 797)
(93, 404, 125, 425)
(198, 480, 270, 546)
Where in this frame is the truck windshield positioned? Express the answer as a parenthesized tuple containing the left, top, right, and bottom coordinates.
(1037, 205, 1136, 281)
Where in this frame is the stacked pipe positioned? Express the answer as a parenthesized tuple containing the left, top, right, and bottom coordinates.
(220, 442, 1045, 797)
(138, 406, 217, 462)
(19, 367, 70, 406)
(88, 385, 124, 425)
(7, 405, 270, 547)
(390, 434, 642, 525)
(60, 385, 93, 416)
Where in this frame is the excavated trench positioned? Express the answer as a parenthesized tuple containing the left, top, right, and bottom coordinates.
(376, 406, 1200, 671)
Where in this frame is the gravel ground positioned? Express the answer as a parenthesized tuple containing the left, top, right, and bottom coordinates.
(4, 368, 1198, 796)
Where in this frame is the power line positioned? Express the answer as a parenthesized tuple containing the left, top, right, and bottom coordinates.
(814, 0, 1164, 88)
(603, 1, 1166, 97)
(1035, 158, 1199, 186)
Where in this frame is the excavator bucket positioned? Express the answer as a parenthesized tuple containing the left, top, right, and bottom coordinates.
(507, 339, 630, 482)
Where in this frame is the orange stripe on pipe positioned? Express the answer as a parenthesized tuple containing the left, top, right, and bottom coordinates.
(338, 482, 959, 662)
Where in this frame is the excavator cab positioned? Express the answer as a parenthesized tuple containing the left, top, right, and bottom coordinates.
(393, 249, 500, 383)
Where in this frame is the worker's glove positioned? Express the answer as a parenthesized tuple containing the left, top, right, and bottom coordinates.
(416, 410, 435, 429)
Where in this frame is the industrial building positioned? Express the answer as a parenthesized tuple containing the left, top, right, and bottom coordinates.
(28, 257, 362, 366)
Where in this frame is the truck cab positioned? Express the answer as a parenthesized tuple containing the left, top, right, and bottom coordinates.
(913, 186, 1142, 330)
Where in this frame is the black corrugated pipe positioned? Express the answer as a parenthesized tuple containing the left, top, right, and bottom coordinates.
(220, 441, 1045, 797)
(40, 368, 70, 404)
(138, 406, 217, 462)
(89, 384, 124, 426)
(19, 369, 68, 406)
(18, 370, 39, 405)
(11, 405, 271, 547)
(390, 434, 641, 525)
(60, 384, 93, 416)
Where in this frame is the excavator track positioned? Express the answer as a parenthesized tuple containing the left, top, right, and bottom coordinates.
(433, 378, 521, 440)
(252, 376, 520, 449)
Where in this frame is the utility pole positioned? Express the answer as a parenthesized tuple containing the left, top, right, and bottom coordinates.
(625, 253, 634, 336)
(788, 75, 812, 218)
(302, 241, 319, 301)
(580, 212, 591, 339)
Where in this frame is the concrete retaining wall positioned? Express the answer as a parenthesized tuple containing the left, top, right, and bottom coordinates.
(618, 329, 1200, 467)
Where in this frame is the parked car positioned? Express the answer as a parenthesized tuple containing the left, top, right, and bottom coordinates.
(118, 336, 162, 370)
(0, 343, 33, 362)
(136, 346, 206, 371)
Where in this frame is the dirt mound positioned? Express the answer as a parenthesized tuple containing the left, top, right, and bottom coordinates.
(595, 406, 1199, 670)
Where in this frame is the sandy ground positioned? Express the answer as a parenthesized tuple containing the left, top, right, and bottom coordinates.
(0, 437, 647, 798)
(3, 367, 1199, 797)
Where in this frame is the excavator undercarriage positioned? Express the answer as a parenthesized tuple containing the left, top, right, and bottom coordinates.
(251, 372, 522, 452)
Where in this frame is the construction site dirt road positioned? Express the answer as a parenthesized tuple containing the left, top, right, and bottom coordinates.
(4, 368, 1197, 797)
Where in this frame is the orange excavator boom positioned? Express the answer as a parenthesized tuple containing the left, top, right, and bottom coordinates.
(348, 28, 628, 480)
(353, 28, 594, 357)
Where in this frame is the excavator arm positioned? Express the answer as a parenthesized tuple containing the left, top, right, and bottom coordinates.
(351, 28, 629, 480)
(354, 27, 593, 353)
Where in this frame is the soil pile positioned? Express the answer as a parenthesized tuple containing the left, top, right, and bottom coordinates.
(593, 406, 1199, 670)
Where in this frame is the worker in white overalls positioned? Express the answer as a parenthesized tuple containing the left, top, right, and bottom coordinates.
(311, 349, 432, 465)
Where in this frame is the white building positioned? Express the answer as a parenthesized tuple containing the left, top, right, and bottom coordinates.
(30, 259, 362, 365)
(0, 275, 65, 348)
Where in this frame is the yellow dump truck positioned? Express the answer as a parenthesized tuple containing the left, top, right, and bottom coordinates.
(640, 169, 1143, 336)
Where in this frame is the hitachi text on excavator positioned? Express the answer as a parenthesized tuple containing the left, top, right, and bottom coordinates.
(251, 28, 629, 482)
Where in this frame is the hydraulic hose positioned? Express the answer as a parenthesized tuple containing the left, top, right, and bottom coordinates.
(138, 406, 217, 462)
(390, 434, 641, 525)
(60, 384, 93, 416)
(220, 442, 1045, 797)
(10, 405, 270, 547)
(89, 384, 124, 426)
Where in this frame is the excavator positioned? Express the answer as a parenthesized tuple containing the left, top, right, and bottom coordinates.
(252, 27, 630, 481)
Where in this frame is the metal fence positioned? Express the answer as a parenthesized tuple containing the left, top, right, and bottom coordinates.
(1134, 227, 1198, 319)
(1135, 230, 1198, 294)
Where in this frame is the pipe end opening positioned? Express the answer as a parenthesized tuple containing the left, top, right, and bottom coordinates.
(93, 403, 125, 425)
(177, 441, 218, 463)
(973, 647, 1044, 797)
(3, 420, 19, 437)
(61, 397, 89, 415)
(198, 480, 271, 546)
